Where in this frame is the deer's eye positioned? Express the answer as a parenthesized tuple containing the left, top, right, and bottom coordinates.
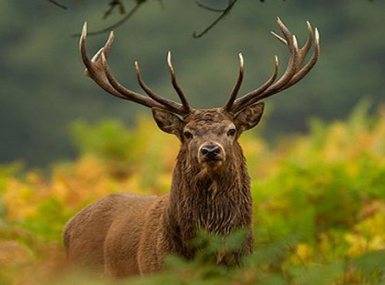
(227, 128, 236, 137)
(183, 131, 193, 140)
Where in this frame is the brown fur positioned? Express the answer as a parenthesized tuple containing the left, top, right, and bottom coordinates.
(63, 105, 264, 277)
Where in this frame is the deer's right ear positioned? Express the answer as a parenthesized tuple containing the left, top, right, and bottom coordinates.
(152, 108, 184, 137)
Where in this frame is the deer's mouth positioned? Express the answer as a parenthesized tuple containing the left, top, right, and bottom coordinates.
(200, 157, 224, 170)
(198, 151, 225, 165)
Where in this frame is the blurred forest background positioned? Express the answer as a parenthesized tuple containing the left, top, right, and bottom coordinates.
(1, 0, 384, 167)
(1, 1, 385, 284)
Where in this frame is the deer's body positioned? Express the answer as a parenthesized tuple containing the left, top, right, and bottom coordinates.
(64, 19, 319, 277)
(64, 110, 253, 276)
(64, 194, 156, 276)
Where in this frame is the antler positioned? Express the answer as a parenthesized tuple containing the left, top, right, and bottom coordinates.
(79, 22, 191, 115)
(224, 17, 320, 114)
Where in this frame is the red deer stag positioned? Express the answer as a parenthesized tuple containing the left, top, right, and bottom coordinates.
(64, 18, 320, 277)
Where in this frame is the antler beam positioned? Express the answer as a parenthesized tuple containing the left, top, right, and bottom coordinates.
(80, 19, 319, 118)
(79, 22, 191, 115)
(225, 17, 320, 114)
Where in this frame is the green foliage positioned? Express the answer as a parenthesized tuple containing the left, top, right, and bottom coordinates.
(1, 106, 385, 284)
(71, 119, 136, 162)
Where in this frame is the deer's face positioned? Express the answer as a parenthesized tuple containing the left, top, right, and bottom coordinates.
(152, 102, 264, 170)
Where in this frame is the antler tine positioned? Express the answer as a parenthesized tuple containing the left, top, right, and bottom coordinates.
(89, 29, 114, 65)
(266, 17, 300, 90)
(297, 21, 314, 67)
(232, 56, 279, 113)
(134, 61, 183, 113)
(80, 22, 127, 99)
(228, 18, 320, 114)
(229, 18, 300, 113)
(224, 53, 244, 111)
(100, 52, 163, 108)
(271, 20, 314, 71)
(167, 52, 191, 113)
(269, 21, 319, 91)
(280, 27, 320, 90)
(270, 31, 286, 45)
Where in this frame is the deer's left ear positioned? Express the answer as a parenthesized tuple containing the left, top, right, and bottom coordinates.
(234, 102, 265, 132)
(152, 107, 184, 137)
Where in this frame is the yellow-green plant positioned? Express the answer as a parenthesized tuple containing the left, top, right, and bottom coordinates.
(1, 105, 385, 284)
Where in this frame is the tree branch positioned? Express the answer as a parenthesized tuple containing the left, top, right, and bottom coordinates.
(71, 3, 143, 37)
(193, 0, 238, 38)
(103, 0, 126, 19)
(47, 0, 67, 10)
(194, 0, 231, 12)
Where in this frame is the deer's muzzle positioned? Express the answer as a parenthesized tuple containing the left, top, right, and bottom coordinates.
(198, 143, 225, 165)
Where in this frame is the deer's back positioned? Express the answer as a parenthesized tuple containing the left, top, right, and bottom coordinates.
(63, 193, 158, 275)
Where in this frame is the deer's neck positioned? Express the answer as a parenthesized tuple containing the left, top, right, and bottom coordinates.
(165, 145, 252, 257)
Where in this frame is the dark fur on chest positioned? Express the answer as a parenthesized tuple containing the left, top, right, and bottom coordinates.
(164, 152, 253, 262)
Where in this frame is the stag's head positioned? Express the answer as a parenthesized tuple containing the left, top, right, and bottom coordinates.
(80, 18, 319, 171)
(153, 105, 265, 171)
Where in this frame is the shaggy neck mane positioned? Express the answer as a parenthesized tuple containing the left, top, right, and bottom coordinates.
(165, 143, 252, 257)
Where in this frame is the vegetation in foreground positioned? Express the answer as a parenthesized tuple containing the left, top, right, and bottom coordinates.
(1, 104, 385, 284)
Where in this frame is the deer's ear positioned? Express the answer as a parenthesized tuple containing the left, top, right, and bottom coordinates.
(234, 102, 265, 132)
(152, 108, 184, 136)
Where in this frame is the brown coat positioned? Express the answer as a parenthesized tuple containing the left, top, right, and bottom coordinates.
(64, 132, 253, 277)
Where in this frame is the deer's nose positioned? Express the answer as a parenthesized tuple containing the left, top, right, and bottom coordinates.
(200, 144, 221, 158)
